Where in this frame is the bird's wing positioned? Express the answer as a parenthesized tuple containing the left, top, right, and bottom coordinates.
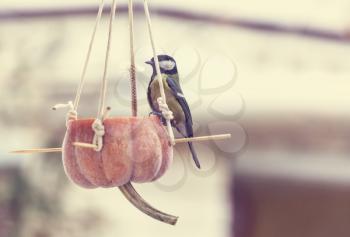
(167, 76, 200, 168)
(166, 76, 193, 136)
(147, 78, 157, 112)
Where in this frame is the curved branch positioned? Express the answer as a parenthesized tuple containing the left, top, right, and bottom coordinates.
(119, 182, 178, 225)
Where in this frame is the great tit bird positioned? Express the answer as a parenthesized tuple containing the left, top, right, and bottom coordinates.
(146, 55, 201, 169)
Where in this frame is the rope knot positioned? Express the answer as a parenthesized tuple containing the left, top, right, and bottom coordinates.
(52, 101, 77, 127)
(157, 97, 174, 121)
(92, 118, 105, 152)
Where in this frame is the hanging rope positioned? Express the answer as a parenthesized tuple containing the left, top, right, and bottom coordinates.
(53, 0, 105, 126)
(128, 0, 137, 117)
(52, 101, 77, 127)
(157, 97, 174, 121)
(92, 0, 117, 151)
(74, 0, 105, 111)
(97, 0, 117, 119)
(143, 0, 175, 145)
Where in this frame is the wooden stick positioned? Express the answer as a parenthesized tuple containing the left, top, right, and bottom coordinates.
(11, 134, 232, 154)
(73, 142, 98, 149)
(72, 134, 231, 149)
(174, 134, 231, 144)
(10, 148, 62, 154)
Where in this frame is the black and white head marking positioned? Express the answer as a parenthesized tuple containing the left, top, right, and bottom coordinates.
(146, 54, 178, 75)
(159, 59, 176, 71)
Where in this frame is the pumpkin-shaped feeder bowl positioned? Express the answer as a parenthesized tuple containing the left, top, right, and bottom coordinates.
(63, 115, 173, 189)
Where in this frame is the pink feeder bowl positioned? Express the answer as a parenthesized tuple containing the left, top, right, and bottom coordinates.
(62, 116, 173, 188)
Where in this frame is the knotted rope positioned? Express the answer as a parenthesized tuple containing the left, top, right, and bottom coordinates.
(157, 97, 174, 120)
(73, 0, 105, 110)
(92, 0, 118, 151)
(52, 101, 77, 127)
(54, 0, 175, 149)
(143, 0, 175, 145)
(91, 118, 105, 151)
(53, 0, 104, 130)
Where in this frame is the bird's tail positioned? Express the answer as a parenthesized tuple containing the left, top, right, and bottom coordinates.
(188, 142, 201, 169)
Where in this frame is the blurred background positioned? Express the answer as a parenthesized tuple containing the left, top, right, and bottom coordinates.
(1, 0, 350, 237)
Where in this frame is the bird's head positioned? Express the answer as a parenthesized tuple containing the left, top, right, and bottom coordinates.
(145, 54, 178, 75)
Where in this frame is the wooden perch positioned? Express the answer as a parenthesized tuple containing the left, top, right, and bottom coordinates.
(174, 134, 231, 144)
(10, 134, 232, 154)
(10, 148, 63, 154)
(73, 134, 231, 149)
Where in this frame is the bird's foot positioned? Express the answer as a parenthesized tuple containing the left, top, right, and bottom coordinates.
(149, 111, 163, 117)
(149, 111, 167, 125)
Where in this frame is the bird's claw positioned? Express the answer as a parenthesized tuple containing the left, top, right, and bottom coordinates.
(149, 111, 163, 117)
(149, 111, 167, 125)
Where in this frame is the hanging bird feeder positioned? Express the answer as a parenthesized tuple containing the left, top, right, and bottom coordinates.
(12, 0, 231, 226)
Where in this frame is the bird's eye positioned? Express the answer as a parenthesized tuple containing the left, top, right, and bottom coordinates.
(159, 60, 175, 70)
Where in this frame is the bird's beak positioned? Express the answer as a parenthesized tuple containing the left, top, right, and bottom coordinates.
(145, 60, 152, 65)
